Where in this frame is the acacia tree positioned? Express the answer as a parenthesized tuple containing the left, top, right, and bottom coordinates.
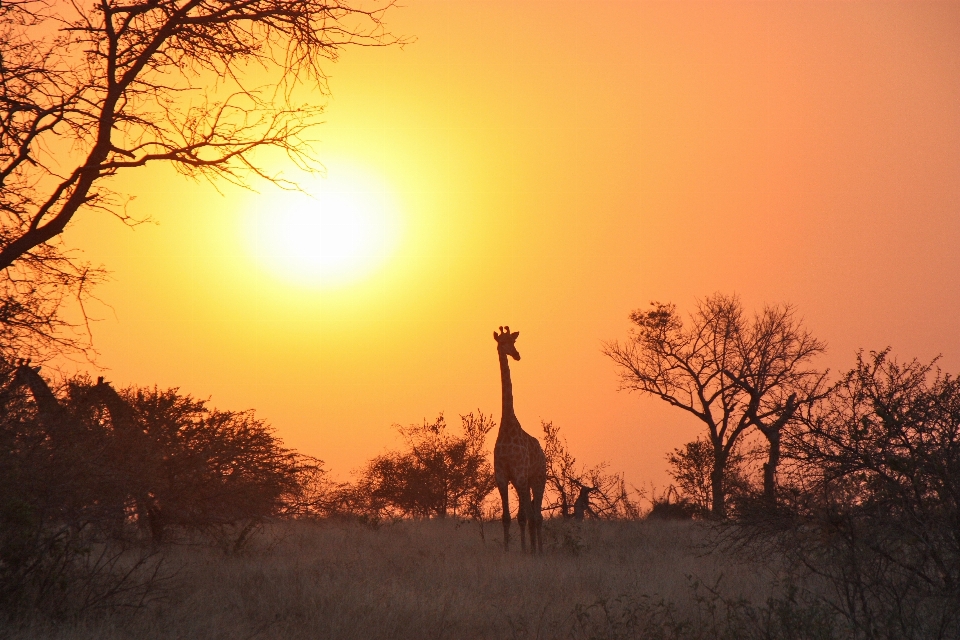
(0, 0, 397, 356)
(603, 294, 825, 517)
(356, 413, 496, 519)
(724, 304, 826, 506)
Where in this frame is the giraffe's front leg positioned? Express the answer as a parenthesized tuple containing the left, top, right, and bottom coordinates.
(497, 481, 511, 551)
(531, 482, 545, 555)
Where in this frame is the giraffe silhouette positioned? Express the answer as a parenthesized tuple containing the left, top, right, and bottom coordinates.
(493, 326, 546, 553)
(90, 377, 165, 541)
(10, 360, 124, 529)
(12, 360, 80, 442)
(10, 362, 162, 537)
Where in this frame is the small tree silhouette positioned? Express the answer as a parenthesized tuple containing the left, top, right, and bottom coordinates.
(667, 437, 757, 518)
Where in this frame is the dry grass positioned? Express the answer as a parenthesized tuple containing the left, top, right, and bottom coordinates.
(6, 518, 793, 640)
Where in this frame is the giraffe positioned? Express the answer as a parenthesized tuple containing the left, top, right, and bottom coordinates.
(493, 326, 546, 553)
(12, 360, 79, 441)
(9, 360, 124, 529)
(89, 377, 165, 541)
(10, 362, 158, 537)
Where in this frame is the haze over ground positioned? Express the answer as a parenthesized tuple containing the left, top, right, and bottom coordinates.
(66, 1, 960, 488)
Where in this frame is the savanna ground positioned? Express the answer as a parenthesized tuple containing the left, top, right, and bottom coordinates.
(5, 518, 834, 640)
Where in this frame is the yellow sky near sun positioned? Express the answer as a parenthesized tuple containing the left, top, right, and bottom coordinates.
(64, 1, 960, 487)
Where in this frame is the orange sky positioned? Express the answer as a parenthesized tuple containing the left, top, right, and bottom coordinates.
(66, 1, 960, 489)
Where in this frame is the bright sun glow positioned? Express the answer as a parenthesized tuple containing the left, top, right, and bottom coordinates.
(245, 165, 401, 287)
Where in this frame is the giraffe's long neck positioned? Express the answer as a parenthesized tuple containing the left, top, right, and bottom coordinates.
(17, 368, 63, 420)
(95, 383, 138, 435)
(499, 350, 515, 421)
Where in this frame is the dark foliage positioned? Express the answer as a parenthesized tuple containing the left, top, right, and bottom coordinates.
(646, 487, 700, 521)
(667, 437, 760, 518)
(117, 386, 305, 539)
(0, 359, 309, 618)
(726, 349, 960, 639)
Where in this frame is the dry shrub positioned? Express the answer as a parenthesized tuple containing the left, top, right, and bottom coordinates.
(542, 420, 642, 520)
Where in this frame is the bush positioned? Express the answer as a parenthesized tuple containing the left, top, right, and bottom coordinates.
(667, 438, 760, 519)
(646, 487, 700, 521)
(121, 386, 305, 540)
(351, 412, 496, 520)
(568, 581, 842, 640)
(0, 360, 310, 617)
(728, 349, 960, 639)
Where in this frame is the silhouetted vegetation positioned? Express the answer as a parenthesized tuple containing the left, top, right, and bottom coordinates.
(298, 414, 641, 529)
(724, 349, 960, 639)
(604, 294, 825, 517)
(665, 437, 759, 518)
(605, 294, 960, 637)
(115, 385, 309, 542)
(541, 420, 641, 520)
(346, 412, 497, 521)
(0, 359, 311, 620)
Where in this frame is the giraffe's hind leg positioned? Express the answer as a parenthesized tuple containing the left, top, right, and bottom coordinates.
(497, 481, 511, 551)
(515, 482, 529, 552)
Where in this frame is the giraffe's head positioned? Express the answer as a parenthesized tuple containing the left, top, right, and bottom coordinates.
(12, 359, 38, 386)
(493, 326, 521, 360)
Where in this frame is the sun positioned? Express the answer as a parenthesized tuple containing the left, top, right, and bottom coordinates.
(245, 165, 400, 287)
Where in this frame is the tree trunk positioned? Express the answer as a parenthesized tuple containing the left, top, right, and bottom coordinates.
(763, 432, 781, 507)
(710, 464, 726, 519)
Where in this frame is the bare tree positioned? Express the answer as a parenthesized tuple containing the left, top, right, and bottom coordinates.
(0, 0, 398, 355)
(603, 295, 748, 518)
(723, 304, 826, 507)
(603, 294, 825, 517)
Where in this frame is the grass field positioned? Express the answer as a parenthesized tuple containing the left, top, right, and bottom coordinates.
(7, 518, 830, 640)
